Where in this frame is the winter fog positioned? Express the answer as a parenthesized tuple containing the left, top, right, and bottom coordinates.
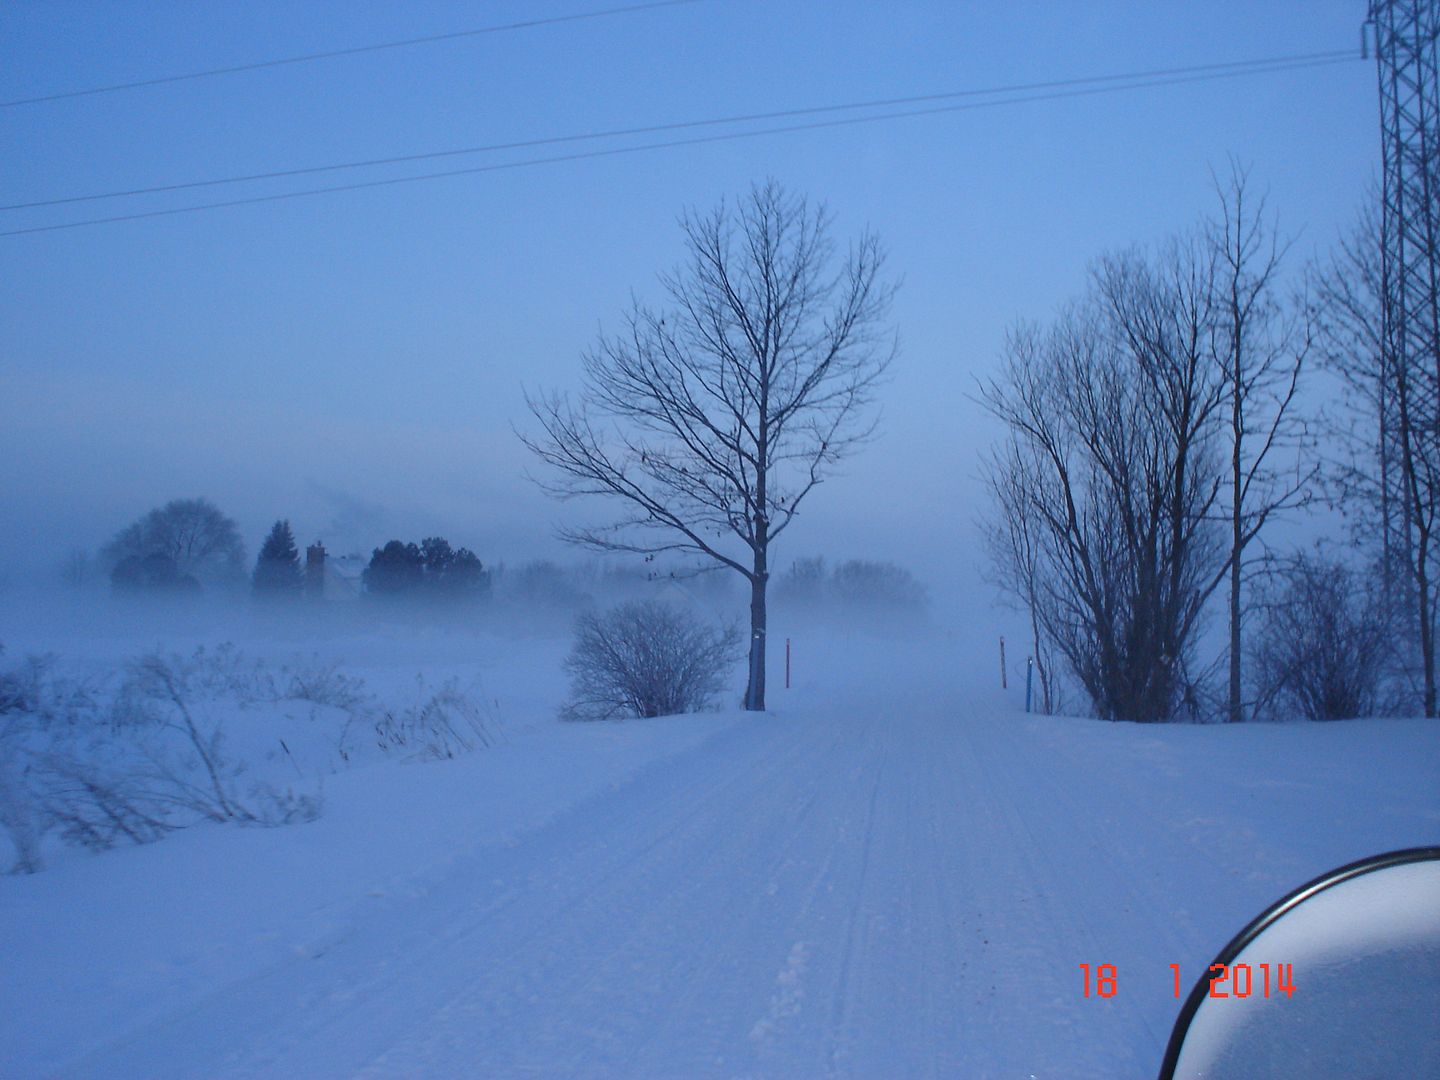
(0, 3, 1380, 612)
(3, 3, 1438, 1078)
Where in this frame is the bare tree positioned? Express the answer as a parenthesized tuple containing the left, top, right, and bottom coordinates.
(1249, 554, 1392, 722)
(980, 238, 1230, 722)
(102, 497, 245, 589)
(522, 181, 896, 710)
(1315, 202, 1440, 716)
(1207, 166, 1315, 723)
(561, 601, 741, 722)
(1313, 205, 1400, 579)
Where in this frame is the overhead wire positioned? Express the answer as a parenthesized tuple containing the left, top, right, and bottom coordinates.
(0, 53, 1357, 238)
(0, 0, 702, 108)
(0, 49, 1356, 212)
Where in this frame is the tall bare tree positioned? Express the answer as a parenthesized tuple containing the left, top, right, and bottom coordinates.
(101, 497, 245, 588)
(521, 181, 896, 710)
(1314, 205, 1407, 593)
(1207, 167, 1314, 723)
(1316, 201, 1440, 716)
(980, 237, 1230, 722)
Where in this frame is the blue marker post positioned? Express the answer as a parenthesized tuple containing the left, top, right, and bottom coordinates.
(1025, 656, 1034, 714)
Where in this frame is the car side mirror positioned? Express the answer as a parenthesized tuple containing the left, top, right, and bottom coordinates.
(1158, 847, 1440, 1079)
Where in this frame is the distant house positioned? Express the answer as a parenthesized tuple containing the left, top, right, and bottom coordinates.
(327, 552, 367, 600)
(304, 542, 365, 602)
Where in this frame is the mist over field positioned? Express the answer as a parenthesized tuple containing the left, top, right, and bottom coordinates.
(0, 4, 1379, 607)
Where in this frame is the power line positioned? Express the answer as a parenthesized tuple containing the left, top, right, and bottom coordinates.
(0, 0, 701, 108)
(0, 55, 1355, 238)
(0, 49, 1355, 212)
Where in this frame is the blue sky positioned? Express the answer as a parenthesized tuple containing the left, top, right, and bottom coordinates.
(1, 1, 1377, 602)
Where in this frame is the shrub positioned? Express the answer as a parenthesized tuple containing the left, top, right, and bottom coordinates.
(1250, 555, 1391, 721)
(0, 644, 30, 715)
(0, 702, 47, 873)
(281, 658, 368, 712)
(561, 600, 740, 721)
(370, 678, 499, 760)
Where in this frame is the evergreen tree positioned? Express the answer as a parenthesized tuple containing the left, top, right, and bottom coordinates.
(363, 536, 490, 599)
(420, 536, 457, 579)
(252, 520, 303, 595)
(363, 540, 425, 595)
(421, 537, 490, 596)
(445, 547, 489, 596)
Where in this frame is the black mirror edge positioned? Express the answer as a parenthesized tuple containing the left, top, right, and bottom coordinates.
(1155, 845, 1440, 1080)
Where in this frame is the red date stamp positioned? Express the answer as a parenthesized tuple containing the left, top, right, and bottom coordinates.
(1079, 962, 1295, 999)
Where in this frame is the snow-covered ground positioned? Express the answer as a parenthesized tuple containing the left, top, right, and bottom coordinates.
(1, 600, 1437, 1078)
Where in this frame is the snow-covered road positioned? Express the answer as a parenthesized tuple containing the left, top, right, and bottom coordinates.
(35, 663, 1437, 1080)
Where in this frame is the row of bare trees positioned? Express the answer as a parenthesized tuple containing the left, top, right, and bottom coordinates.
(517, 171, 1431, 722)
(981, 168, 1312, 723)
(985, 163, 1438, 722)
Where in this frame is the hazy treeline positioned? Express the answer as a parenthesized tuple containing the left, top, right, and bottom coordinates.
(773, 557, 928, 622)
(54, 497, 927, 629)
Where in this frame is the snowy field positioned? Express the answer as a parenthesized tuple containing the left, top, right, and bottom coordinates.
(1, 599, 1437, 1079)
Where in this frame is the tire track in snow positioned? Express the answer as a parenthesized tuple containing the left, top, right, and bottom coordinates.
(819, 718, 887, 1079)
(906, 693, 1149, 1079)
(962, 712, 1168, 1075)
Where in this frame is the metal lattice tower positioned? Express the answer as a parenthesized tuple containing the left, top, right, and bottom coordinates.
(1370, 0, 1440, 428)
(1367, 1, 1440, 594)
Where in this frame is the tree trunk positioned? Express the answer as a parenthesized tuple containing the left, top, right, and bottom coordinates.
(1228, 406, 1244, 723)
(748, 407, 770, 711)
(745, 567, 768, 711)
(1027, 604, 1052, 714)
(1228, 554, 1242, 722)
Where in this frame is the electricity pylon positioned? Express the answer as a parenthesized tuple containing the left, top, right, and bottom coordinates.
(1369, 0, 1440, 422)
(1366, 1, 1440, 715)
